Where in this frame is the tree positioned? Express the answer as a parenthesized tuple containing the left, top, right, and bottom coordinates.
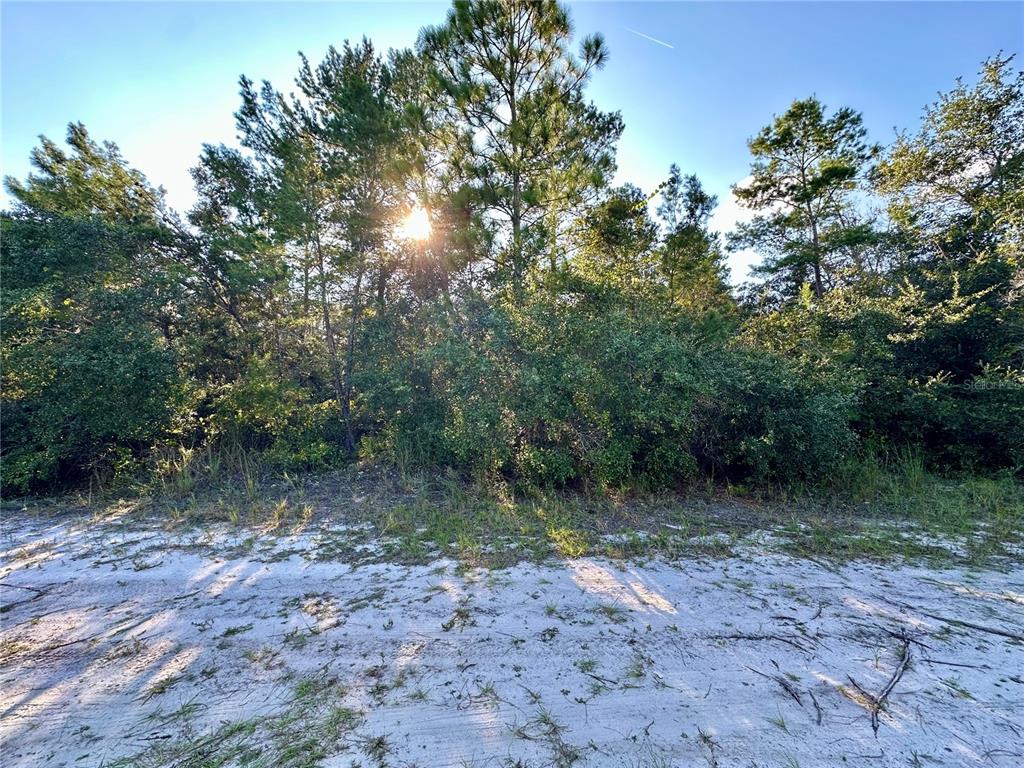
(731, 98, 878, 301)
(877, 55, 1022, 269)
(293, 40, 413, 451)
(873, 54, 1023, 378)
(657, 164, 716, 234)
(1, 125, 179, 491)
(227, 40, 413, 452)
(572, 184, 658, 297)
(656, 166, 734, 317)
(5, 122, 162, 225)
(870, 55, 1024, 466)
(419, 0, 622, 297)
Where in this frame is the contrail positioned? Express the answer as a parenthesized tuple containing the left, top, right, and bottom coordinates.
(625, 27, 674, 50)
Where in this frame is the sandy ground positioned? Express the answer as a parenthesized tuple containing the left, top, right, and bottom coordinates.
(1, 513, 1022, 768)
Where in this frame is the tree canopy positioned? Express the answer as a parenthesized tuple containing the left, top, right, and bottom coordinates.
(2, 1, 1021, 495)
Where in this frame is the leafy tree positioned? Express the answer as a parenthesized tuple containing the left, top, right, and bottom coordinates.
(293, 40, 414, 451)
(870, 54, 1024, 468)
(5, 122, 162, 224)
(657, 164, 716, 233)
(2, 125, 180, 491)
(571, 184, 658, 298)
(226, 40, 414, 452)
(739, 57, 1024, 470)
(875, 54, 1023, 376)
(878, 55, 1022, 268)
(731, 98, 879, 301)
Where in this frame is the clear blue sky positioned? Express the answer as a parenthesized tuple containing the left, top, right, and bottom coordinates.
(3, 1, 1021, 280)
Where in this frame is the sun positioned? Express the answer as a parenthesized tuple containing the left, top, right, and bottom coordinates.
(398, 205, 431, 241)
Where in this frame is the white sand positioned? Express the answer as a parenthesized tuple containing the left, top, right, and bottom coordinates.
(2, 514, 1022, 767)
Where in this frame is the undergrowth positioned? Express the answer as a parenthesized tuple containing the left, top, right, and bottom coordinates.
(9, 444, 1020, 569)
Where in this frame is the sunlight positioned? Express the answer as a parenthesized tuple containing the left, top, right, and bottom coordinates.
(398, 204, 431, 241)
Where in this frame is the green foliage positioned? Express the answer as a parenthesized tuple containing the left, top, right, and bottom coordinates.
(361, 291, 852, 488)
(696, 348, 855, 483)
(742, 277, 1024, 471)
(731, 97, 879, 301)
(419, 0, 623, 294)
(2, 125, 182, 493)
(208, 359, 344, 471)
(5, 122, 161, 224)
(1, 6, 1018, 498)
(877, 54, 1023, 265)
(3, 315, 177, 492)
(572, 184, 659, 297)
(656, 166, 736, 320)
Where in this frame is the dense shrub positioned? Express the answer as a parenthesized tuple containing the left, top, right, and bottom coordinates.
(694, 350, 855, 482)
(207, 359, 346, 472)
(860, 367, 1024, 472)
(2, 320, 178, 493)
(361, 294, 855, 488)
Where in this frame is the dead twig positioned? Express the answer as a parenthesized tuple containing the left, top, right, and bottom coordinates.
(848, 630, 912, 736)
(872, 595, 1024, 642)
(917, 611, 1024, 642)
(920, 657, 987, 669)
(745, 665, 803, 706)
(809, 688, 823, 725)
(584, 671, 619, 687)
(771, 602, 824, 626)
(0, 583, 51, 614)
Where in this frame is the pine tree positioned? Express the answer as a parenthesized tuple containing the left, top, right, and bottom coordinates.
(419, 0, 622, 297)
(731, 98, 878, 301)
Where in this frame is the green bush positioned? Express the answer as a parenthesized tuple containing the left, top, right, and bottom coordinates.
(360, 293, 854, 488)
(208, 358, 345, 472)
(862, 368, 1024, 472)
(2, 321, 178, 493)
(696, 350, 856, 483)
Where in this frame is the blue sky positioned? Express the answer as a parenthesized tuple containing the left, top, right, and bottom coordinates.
(3, 1, 1021, 280)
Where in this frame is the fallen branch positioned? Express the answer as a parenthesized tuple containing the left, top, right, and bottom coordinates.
(584, 671, 619, 687)
(809, 689, 823, 725)
(771, 602, 824, 626)
(870, 594, 1024, 642)
(0, 583, 48, 593)
(0, 582, 51, 614)
(848, 631, 912, 736)
(917, 611, 1024, 642)
(745, 665, 803, 706)
(920, 657, 987, 669)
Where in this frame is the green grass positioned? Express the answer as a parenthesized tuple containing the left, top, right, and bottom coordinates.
(113, 671, 359, 768)
(779, 454, 1024, 564)
(19, 453, 1024, 569)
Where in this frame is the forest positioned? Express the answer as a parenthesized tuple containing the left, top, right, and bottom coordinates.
(2, 4, 1024, 765)
(2, 0, 1021, 499)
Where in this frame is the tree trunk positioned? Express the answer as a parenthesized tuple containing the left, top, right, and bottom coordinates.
(313, 233, 346, 425)
(301, 250, 311, 342)
(511, 174, 524, 299)
(375, 261, 389, 310)
(341, 248, 366, 454)
(509, 74, 525, 301)
(807, 208, 824, 299)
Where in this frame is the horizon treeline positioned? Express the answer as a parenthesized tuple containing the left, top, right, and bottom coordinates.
(2, 0, 1022, 496)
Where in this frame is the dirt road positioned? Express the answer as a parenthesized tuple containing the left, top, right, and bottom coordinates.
(2, 514, 1022, 767)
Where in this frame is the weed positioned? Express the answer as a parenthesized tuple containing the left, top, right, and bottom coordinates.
(141, 674, 181, 701)
(219, 623, 253, 638)
(596, 602, 629, 624)
(575, 658, 597, 674)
